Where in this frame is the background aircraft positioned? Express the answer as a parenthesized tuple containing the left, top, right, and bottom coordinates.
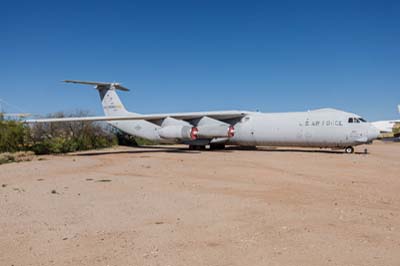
(1, 113, 31, 119)
(27, 80, 380, 153)
(0, 98, 31, 119)
(371, 105, 400, 134)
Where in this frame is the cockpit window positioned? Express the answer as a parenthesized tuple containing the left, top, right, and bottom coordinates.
(348, 117, 367, 123)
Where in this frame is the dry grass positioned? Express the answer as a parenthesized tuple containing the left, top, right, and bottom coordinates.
(0, 151, 35, 165)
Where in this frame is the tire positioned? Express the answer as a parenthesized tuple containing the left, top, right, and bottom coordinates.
(344, 146, 354, 154)
(189, 145, 206, 150)
(210, 144, 225, 150)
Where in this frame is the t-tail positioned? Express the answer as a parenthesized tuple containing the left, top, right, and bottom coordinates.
(63, 80, 134, 116)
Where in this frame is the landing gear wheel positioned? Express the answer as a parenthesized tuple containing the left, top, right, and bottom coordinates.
(344, 146, 354, 154)
(209, 144, 226, 150)
(189, 145, 206, 150)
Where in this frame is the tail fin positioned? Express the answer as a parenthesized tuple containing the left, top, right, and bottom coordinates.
(398, 104, 400, 114)
(64, 80, 132, 116)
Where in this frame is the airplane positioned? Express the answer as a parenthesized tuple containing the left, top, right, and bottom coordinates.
(371, 105, 400, 134)
(26, 80, 381, 154)
(0, 98, 31, 119)
(1, 113, 31, 119)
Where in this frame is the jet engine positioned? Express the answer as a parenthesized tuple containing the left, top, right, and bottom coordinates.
(196, 125, 235, 138)
(158, 125, 198, 140)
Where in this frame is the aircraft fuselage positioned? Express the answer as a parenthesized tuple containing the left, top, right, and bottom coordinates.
(108, 108, 379, 149)
(230, 111, 377, 148)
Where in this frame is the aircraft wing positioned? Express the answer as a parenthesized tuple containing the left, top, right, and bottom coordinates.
(26, 110, 250, 123)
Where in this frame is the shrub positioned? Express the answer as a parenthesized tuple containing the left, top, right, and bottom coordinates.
(0, 151, 34, 164)
(393, 123, 400, 137)
(0, 119, 29, 153)
(0, 110, 158, 156)
(28, 111, 118, 154)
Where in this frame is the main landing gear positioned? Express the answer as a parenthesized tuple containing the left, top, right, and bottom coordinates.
(189, 145, 206, 150)
(344, 146, 354, 154)
(209, 143, 226, 150)
(188, 144, 226, 151)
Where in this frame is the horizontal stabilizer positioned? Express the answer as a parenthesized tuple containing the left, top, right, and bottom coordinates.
(63, 80, 129, 91)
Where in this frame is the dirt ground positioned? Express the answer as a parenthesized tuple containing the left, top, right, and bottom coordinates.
(1, 141, 399, 266)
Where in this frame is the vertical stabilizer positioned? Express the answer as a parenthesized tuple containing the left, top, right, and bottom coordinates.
(98, 86, 130, 116)
(64, 80, 134, 116)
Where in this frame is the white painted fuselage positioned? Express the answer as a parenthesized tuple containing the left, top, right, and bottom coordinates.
(230, 109, 378, 148)
(107, 109, 379, 149)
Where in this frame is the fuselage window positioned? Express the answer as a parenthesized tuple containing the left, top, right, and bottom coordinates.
(348, 118, 353, 123)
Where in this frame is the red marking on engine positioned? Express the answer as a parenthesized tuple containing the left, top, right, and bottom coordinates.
(190, 127, 199, 140)
(228, 126, 235, 137)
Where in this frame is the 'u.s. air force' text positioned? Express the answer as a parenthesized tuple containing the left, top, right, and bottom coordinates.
(300, 120, 344, 127)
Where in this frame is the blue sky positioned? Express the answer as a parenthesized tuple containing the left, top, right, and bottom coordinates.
(1, 0, 399, 120)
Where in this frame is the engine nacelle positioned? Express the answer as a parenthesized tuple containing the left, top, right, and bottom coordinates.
(197, 125, 235, 138)
(158, 126, 198, 140)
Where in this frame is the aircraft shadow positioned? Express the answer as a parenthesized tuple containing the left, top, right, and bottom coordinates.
(228, 147, 369, 155)
(73, 145, 368, 156)
(74, 146, 203, 156)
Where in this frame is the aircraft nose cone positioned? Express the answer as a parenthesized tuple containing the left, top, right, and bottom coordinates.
(368, 125, 380, 141)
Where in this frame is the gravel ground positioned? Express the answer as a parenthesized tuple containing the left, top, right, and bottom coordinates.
(1, 142, 399, 266)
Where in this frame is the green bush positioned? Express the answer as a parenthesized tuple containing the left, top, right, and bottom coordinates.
(28, 111, 118, 154)
(0, 110, 159, 155)
(0, 119, 29, 152)
(0, 111, 118, 154)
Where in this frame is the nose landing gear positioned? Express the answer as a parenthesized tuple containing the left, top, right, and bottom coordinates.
(344, 146, 354, 154)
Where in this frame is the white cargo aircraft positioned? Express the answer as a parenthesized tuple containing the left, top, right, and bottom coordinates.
(2, 113, 31, 118)
(27, 80, 380, 153)
(371, 105, 400, 134)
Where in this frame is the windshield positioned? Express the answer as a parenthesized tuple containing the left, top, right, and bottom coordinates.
(348, 117, 367, 123)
